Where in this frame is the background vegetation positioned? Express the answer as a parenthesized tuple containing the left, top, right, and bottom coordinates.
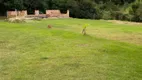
(0, 0, 142, 22)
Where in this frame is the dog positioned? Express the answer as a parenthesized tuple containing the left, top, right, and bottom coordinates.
(48, 25, 52, 29)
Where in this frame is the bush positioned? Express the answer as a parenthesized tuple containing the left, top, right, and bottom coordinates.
(102, 11, 112, 20)
(93, 7, 102, 19)
(13, 19, 25, 23)
(122, 14, 133, 21)
(129, 3, 142, 22)
(111, 11, 124, 20)
(7, 18, 25, 23)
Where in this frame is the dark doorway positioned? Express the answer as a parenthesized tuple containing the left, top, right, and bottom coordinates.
(60, 9, 67, 14)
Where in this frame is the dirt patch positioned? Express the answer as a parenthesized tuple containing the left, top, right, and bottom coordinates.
(108, 20, 142, 25)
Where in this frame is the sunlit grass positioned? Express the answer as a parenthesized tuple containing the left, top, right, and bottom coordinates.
(0, 19, 142, 80)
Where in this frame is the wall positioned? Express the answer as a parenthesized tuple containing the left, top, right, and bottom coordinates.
(35, 10, 39, 16)
(7, 11, 17, 18)
(7, 10, 27, 18)
(46, 10, 69, 18)
(7, 10, 69, 18)
(46, 10, 61, 17)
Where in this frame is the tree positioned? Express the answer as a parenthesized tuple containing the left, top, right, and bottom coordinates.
(0, 0, 141, 22)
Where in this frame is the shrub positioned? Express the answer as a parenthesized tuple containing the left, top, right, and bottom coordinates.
(111, 11, 124, 20)
(122, 14, 133, 21)
(82, 24, 89, 35)
(102, 11, 112, 20)
(129, 2, 142, 22)
(7, 18, 25, 23)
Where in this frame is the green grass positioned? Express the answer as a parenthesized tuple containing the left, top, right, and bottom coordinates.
(0, 18, 142, 80)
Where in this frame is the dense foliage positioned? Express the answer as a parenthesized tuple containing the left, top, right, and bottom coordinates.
(0, 0, 142, 22)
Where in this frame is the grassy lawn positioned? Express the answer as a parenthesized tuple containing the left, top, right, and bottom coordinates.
(0, 18, 142, 80)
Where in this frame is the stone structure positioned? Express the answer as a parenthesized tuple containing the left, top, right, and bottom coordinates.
(7, 10, 27, 18)
(7, 11, 17, 18)
(60, 10, 70, 18)
(35, 10, 39, 16)
(7, 10, 69, 18)
(46, 10, 69, 18)
(46, 10, 61, 17)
